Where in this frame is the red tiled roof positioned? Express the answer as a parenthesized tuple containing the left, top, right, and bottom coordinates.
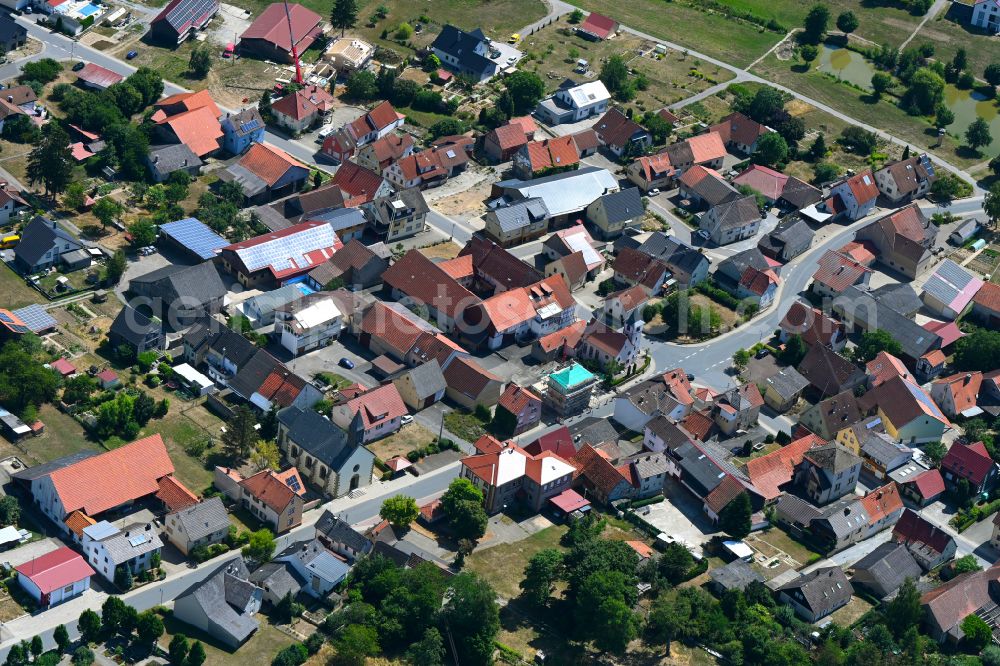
(343, 383, 408, 429)
(579, 11, 616, 38)
(438, 255, 474, 280)
(921, 563, 1000, 637)
(489, 123, 528, 151)
(239, 469, 296, 514)
(508, 115, 538, 136)
(498, 384, 541, 416)
(238, 142, 307, 186)
(657, 108, 680, 124)
(549, 488, 589, 513)
(154, 89, 221, 118)
(331, 162, 385, 201)
(535, 320, 587, 353)
(733, 164, 787, 201)
(812, 249, 871, 293)
(594, 108, 644, 149)
(704, 473, 746, 514)
(973, 281, 1000, 314)
(16, 547, 95, 594)
(844, 169, 879, 204)
(607, 285, 648, 313)
(933, 371, 983, 414)
(779, 301, 844, 348)
(838, 240, 878, 266)
(256, 369, 307, 407)
(473, 435, 506, 454)
(272, 90, 319, 121)
(739, 266, 778, 296)
(745, 432, 826, 501)
(360, 303, 429, 358)
(686, 131, 726, 164)
(524, 425, 575, 459)
(76, 63, 124, 89)
(241, 2, 322, 53)
(626, 540, 654, 559)
(906, 468, 945, 500)
(156, 475, 198, 511)
(866, 351, 911, 388)
(941, 440, 994, 487)
(635, 153, 676, 181)
(710, 112, 768, 149)
(893, 508, 951, 553)
(859, 482, 902, 524)
(162, 106, 223, 157)
(680, 410, 714, 441)
(48, 435, 174, 517)
(923, 320, 964, 348)
(382, 250, 481, 320)
(572, 444, 632, 496)
(367, 101, 403, 133)
(443, 356, 502, 399)
(50, 358, 76, 376)
(64, 510, 96, 538)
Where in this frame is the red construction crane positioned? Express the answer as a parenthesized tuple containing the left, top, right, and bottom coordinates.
(282, 0, 304, 85)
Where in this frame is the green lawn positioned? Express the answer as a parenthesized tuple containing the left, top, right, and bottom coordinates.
(714, 0, 924, 46)
(571, 0, 783, 68)
(915, 10, 1000, 84)
(750, 53, 978, 168)
(31, 404, 103, 464)
(144, 408, 222, 493)
(0, 263, 44, 310)
(158, 614, 296, 666)
(466, 524, 569, 599)
(443, 410, 489, 443)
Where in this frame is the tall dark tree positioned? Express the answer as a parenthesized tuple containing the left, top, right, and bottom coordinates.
(222, 405, 259, 461)
(885, 578, 922, 638)
(965, 117, 993, 153)
(520, 548, 563, 606)
(441, 574, 500, 666)
(77, 610, 101, 644)
(802, 4, 830, 44)
(836, 11, 858, 35)
(54, 624, 70, 654)
(718, 492, 752, 539)
(330, 0, 358, 36)
(26, 123, 74, 197)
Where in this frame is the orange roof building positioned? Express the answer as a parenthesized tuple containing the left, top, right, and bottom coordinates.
(745, 432, 826, 501)
(151, 90, 223, 157)
(22, 434, 176, 525)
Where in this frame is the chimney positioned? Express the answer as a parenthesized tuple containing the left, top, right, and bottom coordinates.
(6, 96, 11, 103)
(153, 155, 159, 163)
(964, 374, 972, 385)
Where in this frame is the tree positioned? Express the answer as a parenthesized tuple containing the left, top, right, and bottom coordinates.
(427, 118, 465, 139)
(63, 182, 87, 210)
(986, 182, 1000, 226)
(985, 63, 1000, 88)
(802, 4, 830, 44)
(658, 542, 694, 585)
(249, 440, 280, 472)
(258, 89, 273, 121)
(189, 44, 212, 78)
(568, 8, 584, 23)
(641, 111, 673, 145)
(19, 58, 61, 84)
(93, 197, 124, 231)
(840, 126, 877, 154)
(752, 133, 788, 167)
(405, 627, 445, 666)
(961, 614, 992, 652)
(128, 219, 157, 248)
(2, 114, 38, 143)
(26, 123, 74, 197)
(5, 644, 26, 666)
(809, 133, 827, 160)
(54, 624, 70, 654)
(934, 104, 955, 130)
(984, 645, 1000, 666)
(922, 440, 946, 467)
(954, 554, 983, 576)
(77, 610, 101, 644)
(242, 528, 276, 563)
(275, 591, 302, 624)
(600, 55, 630, 97)
(440, 478, 488, 540)
(168, 634, 189, 664)
(871, 72, 893, 97)
(102, 596, 128, 634)
(104, 249, 127, 286)
(718, 492, 752, 538)
(223, 406, 259, 461)
(732, 348, 750, 371)
(72, 647, 94, 666)
(395, 22, 414, 40)
(345, 70, 378, 100)
(952, 48, 969, 73)
(520, 548, 563, 606)
(330, 0, 358, 36)
(779, 334, 807, 365)
(441, 573, 500, 665)
(954, 327, 1000, 369)
(573, 570, 639, 653)
(504, 71, 545, 114)
(885, 578, 922, 638)
(0, 496, 20, 526)
(965, 117, 992, 153)
(836, 11, 859, 35)
(135, 611, 164, 649)
(127, 67, 164, 107)
(799, 44, 818, 64)
(905, 67, 945, 115)
(331, 625, 378, 666)
(746, 87, 785, 124)
(379, 495, 419, 528)
(185, 641, 206, 666)
(775, 116, 806, 145)
(0, 342, 60, 415)
(29, 636, 42, 659)
(852, 329, 903, 363)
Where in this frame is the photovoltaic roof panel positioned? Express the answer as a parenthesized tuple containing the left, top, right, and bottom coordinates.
(159, 217, 229, 261)
(11, 304, 57, 333)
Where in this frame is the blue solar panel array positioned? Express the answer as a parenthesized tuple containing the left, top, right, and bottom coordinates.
(241, 120, 261, 134)
(160, 217, 229, 261)
(11, 304, 56, 333)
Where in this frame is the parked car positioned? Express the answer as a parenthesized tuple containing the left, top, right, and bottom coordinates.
(338, 357, 355, 369)
(647, 188, 660, 196)
(72, 61, 86, 71)
(754, 348, 770, 359)
(126, 50, 138, 60)
(696, 229, 710, 240)
(401, 414, 414, 425)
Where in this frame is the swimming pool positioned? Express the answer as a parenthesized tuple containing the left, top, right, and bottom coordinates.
(77, 3, 101, 17)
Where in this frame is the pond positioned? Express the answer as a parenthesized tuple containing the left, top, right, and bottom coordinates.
(818, 44, 877, 91)
(943, 84, 1000, 153)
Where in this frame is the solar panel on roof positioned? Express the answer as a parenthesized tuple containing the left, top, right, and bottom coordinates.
(13, 304, 58, 333)
(241, 120, 260, 133)
(0, 314, 12, 323)
(160, 217, 228, 261)
(286, 475, 301, 492)
(128, 534, 148, 547)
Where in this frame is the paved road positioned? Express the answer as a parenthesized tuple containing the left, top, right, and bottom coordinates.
(0, 463, 460, 658)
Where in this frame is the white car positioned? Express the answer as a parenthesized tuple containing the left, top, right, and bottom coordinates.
(401, 414, 414, 425)
(647, 188, 660, 196)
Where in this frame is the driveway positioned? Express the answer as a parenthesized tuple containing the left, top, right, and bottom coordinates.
(639, 478, 720, 553)
(2, 537, 61, 568)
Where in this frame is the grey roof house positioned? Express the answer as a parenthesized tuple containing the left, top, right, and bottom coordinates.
(699, 196, 762, 246)
(173, 557, 262, 648)
(249, 560, 307, 606)
(708, 558, 765, 594)
(273, 538, 351, 599)
(393, 360, 448, 411)
(14, 216, 87, 274)
(147, 143, 203, 183)
(849, 541, 922, 599)
(762, 366, 810, 412)
(778, 566, 853, 622)
(637, 232, 710, 287)
(585, 187, 644, 240)
(431, 25, 501, 83)
(315, 510, 373, 562)
(758, 218, 814, 262)
(164, 497, 230, 556)
(276, 406, 375, 499)
(183, 322, 259, 379)
(128, 262, 227, 326)
(484, 197, 550, 248)
(108, 305, 164, 356)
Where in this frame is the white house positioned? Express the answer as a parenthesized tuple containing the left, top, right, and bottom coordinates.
(535, 81, 611, 125)
(82, 521, 163, 584)
(274, 293, 343, 356)
(971, 0, 1000, 33)
(274, 539, 351, 597)
(15, 547, 94, 609)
